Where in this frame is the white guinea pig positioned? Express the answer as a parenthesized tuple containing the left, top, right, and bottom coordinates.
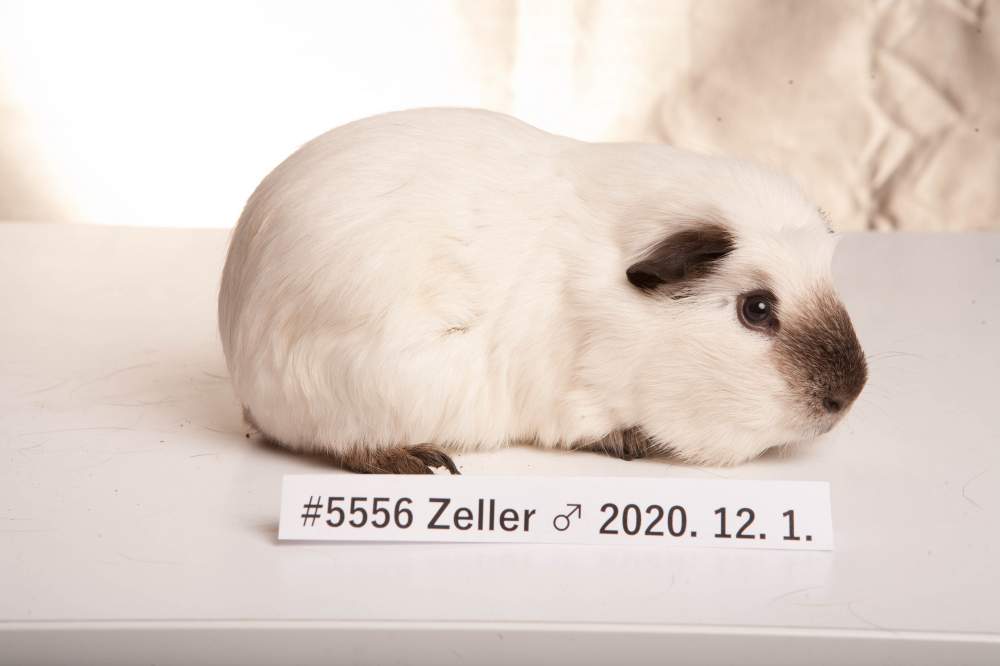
(218, 108, 866, 473)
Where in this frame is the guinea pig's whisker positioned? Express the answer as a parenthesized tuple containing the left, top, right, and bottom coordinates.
(864, 350, 924, 363)
(850, 396, 890, 423)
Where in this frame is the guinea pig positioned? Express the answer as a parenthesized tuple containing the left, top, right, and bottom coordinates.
(218, 108, 867, 474)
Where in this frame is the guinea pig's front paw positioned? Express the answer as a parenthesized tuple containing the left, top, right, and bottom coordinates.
(336, 444, 461, 475)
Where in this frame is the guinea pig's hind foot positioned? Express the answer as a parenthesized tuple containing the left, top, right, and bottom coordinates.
(335, 444, 461, 475)
(574, 427, 654, 462)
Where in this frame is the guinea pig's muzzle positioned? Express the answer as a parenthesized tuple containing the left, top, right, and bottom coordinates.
(773, 293, 868, 430)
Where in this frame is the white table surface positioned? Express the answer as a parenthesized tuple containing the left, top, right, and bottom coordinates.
(1, 223, 998, 665)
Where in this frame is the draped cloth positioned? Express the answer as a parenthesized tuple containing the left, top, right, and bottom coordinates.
(458, 0, 1000, 230)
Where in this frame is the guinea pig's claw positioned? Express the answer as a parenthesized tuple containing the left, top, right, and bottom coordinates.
(407, 444, 461, 475)
(335, 444, 461, 474)
(574, 426, 654, 462)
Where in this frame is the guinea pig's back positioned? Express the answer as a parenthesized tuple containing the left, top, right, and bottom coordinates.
(218, 109, 588, 450)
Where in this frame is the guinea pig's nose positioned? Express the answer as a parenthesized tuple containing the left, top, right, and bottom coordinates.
(823, 396, 844, 414)
(822, 374, 866, 415)
(822, 396, 843, 414)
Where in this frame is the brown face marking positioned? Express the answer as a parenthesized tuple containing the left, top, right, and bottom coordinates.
(773, 291, 867, 417)
(627, 222, 735, 295)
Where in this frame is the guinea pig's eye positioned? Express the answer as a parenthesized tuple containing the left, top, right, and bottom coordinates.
(738, 290, 779, 333)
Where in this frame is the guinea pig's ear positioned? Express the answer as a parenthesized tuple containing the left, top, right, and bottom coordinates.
(626, 223, 735, 293)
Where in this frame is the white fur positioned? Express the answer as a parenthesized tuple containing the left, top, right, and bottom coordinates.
(218, 108, 841, 465)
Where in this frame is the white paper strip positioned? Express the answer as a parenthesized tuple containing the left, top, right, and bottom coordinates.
(279, 474, 833, 550)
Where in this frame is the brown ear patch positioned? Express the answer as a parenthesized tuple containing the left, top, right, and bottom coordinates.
(773, 291, 867, 415)
(627, 223, 735, 294)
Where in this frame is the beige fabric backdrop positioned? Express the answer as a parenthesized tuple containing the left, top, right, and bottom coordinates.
(1, 0, 997, 229)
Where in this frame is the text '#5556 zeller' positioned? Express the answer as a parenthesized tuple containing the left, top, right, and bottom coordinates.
(278, 475, 833, 550)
